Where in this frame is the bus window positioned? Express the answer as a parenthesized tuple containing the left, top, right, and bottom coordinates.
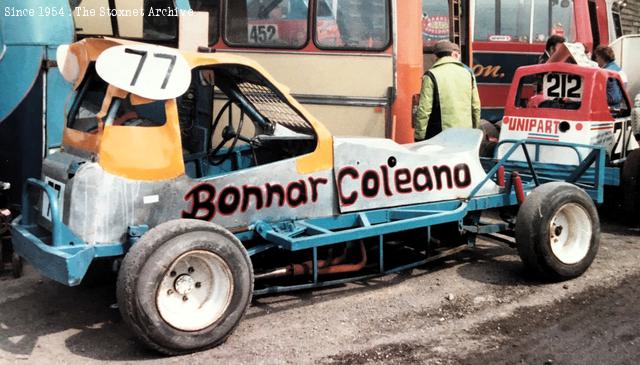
(142, 0, 178, 41)
(422, 0, 450, 47)
(225, 0, 309, 48)
(189, 0, 220, 45)
(315, 0, 390, 51)
(611, 3, 624, 39)
(498, 0, 532, 42)
(474, 0, 496, 41)
(476, 0, 573, 43)
(532, 0, 574, 43)
(313, 0, 341, 47)
(72, 0, 177, 42)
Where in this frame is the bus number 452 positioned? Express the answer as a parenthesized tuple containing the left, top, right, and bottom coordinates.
(249, 25, 278, 44)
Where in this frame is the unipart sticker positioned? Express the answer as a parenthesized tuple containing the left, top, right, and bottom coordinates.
(96, 44, 191, 100)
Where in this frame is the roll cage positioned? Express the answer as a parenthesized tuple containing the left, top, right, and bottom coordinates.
(60, 38, 327, 181)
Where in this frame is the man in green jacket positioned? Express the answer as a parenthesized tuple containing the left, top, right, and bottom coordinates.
(414, 40, 481, 141)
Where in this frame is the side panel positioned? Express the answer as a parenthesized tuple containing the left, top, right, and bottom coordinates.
(497, 116, 637, 165)
(333, 129, 499, 213)
(62, 157, 337, 244)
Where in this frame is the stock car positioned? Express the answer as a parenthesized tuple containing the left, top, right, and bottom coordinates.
(496, 51, 640, 217)
(12, 38, 604, 354)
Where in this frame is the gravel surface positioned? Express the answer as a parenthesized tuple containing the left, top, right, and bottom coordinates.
(0, 218, 639, 364)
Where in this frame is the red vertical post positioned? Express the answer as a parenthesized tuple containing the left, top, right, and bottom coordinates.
(392, 0, 423, 144)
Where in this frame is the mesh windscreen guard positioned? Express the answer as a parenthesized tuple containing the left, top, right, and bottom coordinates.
(238, 82, 314, 134)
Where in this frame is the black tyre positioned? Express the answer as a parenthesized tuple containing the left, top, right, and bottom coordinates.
(622, 149, 640, 225)
(117, 219, 253, 355)
(480, 120, 499, 140)
(479, 120, 499, 158)
(515, 182, 600, 281)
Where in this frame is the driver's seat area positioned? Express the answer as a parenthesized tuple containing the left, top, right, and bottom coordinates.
(178, 64, 317, 179)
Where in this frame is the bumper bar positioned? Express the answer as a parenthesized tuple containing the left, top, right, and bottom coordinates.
(11, 178, 124, 286)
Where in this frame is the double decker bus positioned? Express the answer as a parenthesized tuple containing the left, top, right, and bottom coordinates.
(198, 0, 423, 143)
(66, 0, 630, 141)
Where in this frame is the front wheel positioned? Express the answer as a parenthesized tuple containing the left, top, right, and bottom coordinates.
(515, 182, 600, 281)
(116, 219, 253, 355)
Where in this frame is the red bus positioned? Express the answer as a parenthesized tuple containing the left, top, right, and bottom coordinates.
(423, 0, 628, 121)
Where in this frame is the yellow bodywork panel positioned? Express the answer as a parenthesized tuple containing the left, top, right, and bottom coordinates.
(62, 127, 101, 154)
(98, 99, 185, 180)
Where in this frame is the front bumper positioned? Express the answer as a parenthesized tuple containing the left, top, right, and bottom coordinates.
(11, 178, 124, 286)
(11, 222, 96, 286)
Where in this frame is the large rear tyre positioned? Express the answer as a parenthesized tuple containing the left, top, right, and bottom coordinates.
(515, 182, 600, 281)
(622, 149, 640, 225)
(116, 219, 253, 355)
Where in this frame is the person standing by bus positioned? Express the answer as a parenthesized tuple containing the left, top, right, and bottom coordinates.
(593, 45, 628, 106)
(414, 40, 480, 141)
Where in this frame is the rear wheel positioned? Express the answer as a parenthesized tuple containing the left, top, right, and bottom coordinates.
(515, 182, 599, 281)
(117, 219, 253, 355)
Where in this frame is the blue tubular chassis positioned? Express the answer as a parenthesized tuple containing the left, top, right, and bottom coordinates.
(12, 139, 617, 290)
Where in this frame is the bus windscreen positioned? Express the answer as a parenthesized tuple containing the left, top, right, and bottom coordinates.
(475, 0, 574, 43)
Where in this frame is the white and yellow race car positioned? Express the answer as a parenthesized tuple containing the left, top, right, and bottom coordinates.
(12, 39, 603, 354)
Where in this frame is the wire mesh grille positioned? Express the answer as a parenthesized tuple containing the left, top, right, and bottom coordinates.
(238, 82, 313, 134)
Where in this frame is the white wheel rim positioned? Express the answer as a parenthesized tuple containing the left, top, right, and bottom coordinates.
(156, 250, 233, 331)
(549, 203, 592, 265)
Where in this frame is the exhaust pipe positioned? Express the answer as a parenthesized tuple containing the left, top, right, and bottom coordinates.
(254, 241, 368, 280)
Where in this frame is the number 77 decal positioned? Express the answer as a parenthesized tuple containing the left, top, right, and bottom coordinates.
(124, 48, 177, 90)
(96, 44, 191, 100)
